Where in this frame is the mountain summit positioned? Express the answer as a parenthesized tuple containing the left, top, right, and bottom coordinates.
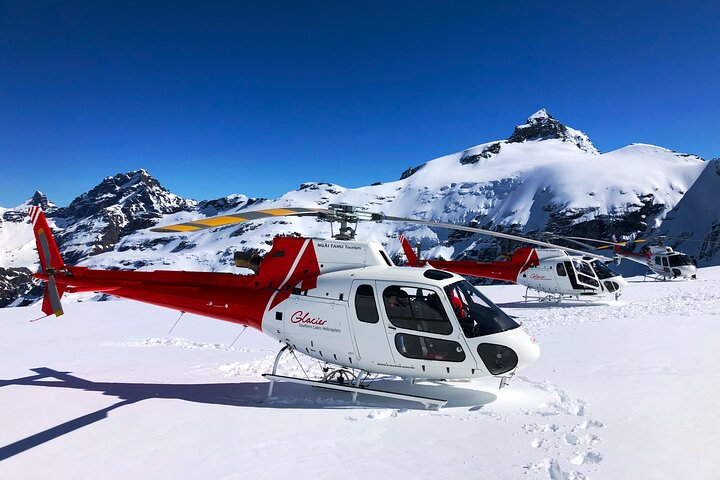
(56, 169, 190, 219)
(508, 109, 599, 154)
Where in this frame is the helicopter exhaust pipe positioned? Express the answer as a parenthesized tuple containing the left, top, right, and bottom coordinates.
(234, 250, 262, 274)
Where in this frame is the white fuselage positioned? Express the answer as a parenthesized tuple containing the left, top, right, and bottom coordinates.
(260, 239, 540, 380)
(646, 246, 697, 279)
(518, 249, 626, 297)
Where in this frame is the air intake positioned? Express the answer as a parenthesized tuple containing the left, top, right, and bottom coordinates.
(234, 251, 262, 274)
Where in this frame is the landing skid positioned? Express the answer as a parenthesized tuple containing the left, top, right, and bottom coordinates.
(523, 288, 599, 304)
(264, 373, 447, 410)
(264, 345, 447, 410)
(643, 272, 668, 282)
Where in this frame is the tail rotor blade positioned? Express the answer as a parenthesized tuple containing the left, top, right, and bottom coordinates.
(37, 230, 54, 271)
(47, 275, 64, 317)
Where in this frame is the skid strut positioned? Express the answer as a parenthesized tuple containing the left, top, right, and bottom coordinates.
(266, 344, 291, 400)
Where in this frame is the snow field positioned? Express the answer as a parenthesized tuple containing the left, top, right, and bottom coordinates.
(1, 268, 719, 479)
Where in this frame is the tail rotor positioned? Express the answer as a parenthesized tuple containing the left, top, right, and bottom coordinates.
(28, 206, 65, 317)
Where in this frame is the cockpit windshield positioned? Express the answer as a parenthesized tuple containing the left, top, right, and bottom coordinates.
(590, 260, 619, 280)
(443, 281, 520, 338)
(668, 254, 693, 267)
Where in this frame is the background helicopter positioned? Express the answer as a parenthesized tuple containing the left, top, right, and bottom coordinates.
(28, 204, 541, 409)
(565, 235, 698, 280)
(399, 234, 627, 302)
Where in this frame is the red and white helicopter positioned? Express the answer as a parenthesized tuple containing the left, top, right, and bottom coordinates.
(28, 204, 542, 409)
(579, 235, 697, 280)
(399, 234, 627, 302)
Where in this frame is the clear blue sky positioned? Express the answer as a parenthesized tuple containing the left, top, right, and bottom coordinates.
(1, 1, 718, 207)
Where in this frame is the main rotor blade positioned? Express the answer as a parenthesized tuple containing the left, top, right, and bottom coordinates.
(47, 275, 64, 317)
(151, 207, 333, 233)
(150, 202, 612, 261)
(383, 215, 613, 261)
(559, 235, 647, 248)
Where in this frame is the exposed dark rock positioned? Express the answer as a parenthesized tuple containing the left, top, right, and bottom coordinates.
(699, 221, 720, 261)
(197, 195, 258, 216)
(460, 143, 502, 165)
(0, 267, 41, 308)
(509, 109, 569, 143)
(400, 164, 425, 180)
(508, 109, 598, 154)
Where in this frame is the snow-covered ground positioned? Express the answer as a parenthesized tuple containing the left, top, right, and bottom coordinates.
(2, 268, 719, 479)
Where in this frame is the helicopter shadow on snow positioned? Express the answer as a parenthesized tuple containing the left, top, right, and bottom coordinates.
(0, 367, 496, 461)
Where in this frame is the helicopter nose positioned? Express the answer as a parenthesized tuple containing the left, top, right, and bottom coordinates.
(674, 265, 697, 278)
(601, 275, 627, 294)
(477, 328, 540, 375)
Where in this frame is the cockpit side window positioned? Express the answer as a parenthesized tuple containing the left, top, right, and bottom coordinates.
(572, 259, 600, 288)
(556, 263, 567, 276)
(662, 257, 668, 267)
(355, 284, 379, 323)
(382, 286, 452, 335)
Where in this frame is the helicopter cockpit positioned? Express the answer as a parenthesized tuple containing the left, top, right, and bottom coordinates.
(373, 277, 531, 377)
(443, 280, 520, 338)
(586, 258, 626, 294)
(668, 253, 694, 267)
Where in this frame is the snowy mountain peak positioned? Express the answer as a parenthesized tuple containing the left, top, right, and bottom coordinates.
(508, 109, 599, 155)
(57, 170, 192, 220)
(528, 108, 551, 122)
(13, 191, 56, 211)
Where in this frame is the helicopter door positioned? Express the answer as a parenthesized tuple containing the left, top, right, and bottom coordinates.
(570, 260, 601, 291)
(349, 281, 396, 365)
(283, 294, 357, 364)
(661, 256, 670, 272)
(377, 282, 477, 378)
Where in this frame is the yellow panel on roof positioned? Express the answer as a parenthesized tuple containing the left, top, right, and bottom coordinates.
(163, 225, 202, 232)
(262, 208, 301, 216)
(194, 216, 246, 227)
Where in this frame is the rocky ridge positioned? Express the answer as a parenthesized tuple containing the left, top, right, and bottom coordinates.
(0, 110, 715, 308)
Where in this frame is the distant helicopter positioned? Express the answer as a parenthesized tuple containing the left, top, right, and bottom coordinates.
(547, 234, 697, 280)
(399, 235, 627, 302)
(29, 204, 543, 409)
(608, 236, 696, 280)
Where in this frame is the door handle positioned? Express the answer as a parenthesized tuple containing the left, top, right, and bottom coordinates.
(387, 326, 396, 330)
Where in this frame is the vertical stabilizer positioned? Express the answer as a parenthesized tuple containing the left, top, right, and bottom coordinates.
(28, 207, 65, 316)
(399, 234, 420, 266)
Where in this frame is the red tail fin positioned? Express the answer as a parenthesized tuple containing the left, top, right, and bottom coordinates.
(399, 234, 420, 266)
(28, 207, 65, 316)
(28, 206, 65, 272)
